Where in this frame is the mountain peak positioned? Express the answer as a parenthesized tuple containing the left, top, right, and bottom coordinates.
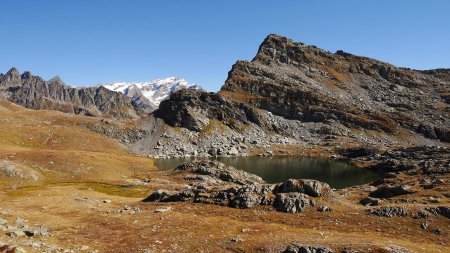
(47, 75, 65, 85)
(6, 67, 20, 76)
(21, 71, 32, 80)
(102, 77, 201, 112)
(253, 34, 311, 64)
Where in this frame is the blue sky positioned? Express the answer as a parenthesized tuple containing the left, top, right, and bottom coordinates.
(1, 0, 449, 91)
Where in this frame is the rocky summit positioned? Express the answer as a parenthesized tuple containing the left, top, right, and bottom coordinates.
(156, 34, 449, 144)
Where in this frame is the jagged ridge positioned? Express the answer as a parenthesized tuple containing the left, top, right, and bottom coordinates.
(0, 68, 142, 119)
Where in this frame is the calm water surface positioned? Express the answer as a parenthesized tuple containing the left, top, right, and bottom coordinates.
(154, 156, 382, 189)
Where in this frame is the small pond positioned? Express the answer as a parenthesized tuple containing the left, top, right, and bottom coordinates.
(154, 156, 382, 189)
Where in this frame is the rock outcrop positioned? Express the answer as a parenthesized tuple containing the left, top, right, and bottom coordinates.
(281, 243, 335, 253)
(143, 160, 332, 213)
(0, 68, 142, 119)
(369, 185, 414, 198)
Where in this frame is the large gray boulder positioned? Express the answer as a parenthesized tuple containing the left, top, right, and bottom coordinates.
(273, 193, 315, 213)
(275, 179, 331, 197)
(214, 184, 275, 208)
(143, 189, 195, 202)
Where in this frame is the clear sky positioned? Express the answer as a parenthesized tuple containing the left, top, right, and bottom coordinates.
(1, 0, 449, 91)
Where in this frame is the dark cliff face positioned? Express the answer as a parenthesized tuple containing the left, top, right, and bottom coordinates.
(156, 34, 449, 142)
(0, 68, 141, 119)
(155, 89, 264, 131)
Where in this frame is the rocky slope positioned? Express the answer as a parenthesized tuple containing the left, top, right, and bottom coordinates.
(147, 34, 449, 158)
(102, 77, 201, 112)
(221, 34, 449, 142)
(0, 68, 142, 119)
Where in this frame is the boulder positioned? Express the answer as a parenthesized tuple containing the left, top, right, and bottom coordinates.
(425, 206, 450, 219)
(143, 189, 195, 202)
(273, 193, 314, 213)
(275, 179, 331, 197)
(359, 197, 381, 206)
(369, 185, 413, 198)
(214, 184, 275, 208)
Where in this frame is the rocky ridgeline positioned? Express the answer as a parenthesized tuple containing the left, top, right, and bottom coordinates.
(143, 160, 332, 213)
(150, 34, 449, 159)
(0, 68, 142, 119)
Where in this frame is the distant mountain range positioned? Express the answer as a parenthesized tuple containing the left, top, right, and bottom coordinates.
(102, 77, 201, 112)
(0, 67, 141, 119)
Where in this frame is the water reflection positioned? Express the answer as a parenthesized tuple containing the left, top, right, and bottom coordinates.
(154, 156, 382, 189)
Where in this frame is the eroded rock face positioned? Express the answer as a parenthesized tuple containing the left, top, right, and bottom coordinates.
(155, 89, 258, 131)
(0, 68, 141, 119)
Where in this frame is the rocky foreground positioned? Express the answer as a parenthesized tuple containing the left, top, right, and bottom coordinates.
(1, 154, 448, 252)
(139, 155, 449, 252)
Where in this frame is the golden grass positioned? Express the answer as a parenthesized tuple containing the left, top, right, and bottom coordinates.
(0, 100, 157, 187)
(77, 182, 149, 198)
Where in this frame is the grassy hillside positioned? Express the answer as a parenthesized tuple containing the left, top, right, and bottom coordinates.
(0, 100, 156, 187)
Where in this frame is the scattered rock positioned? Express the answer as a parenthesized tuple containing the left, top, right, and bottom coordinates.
(6, 230, 25, 238)
(369, 206, 408, 217)
(155, 207, 173, 213)
(281, 243, 335, 253)
(420, 222, 429, 230)
(317, 206, 332, 212)
(432, 228, 442, 235)
(425, 206, 450, 219)
(359, 197, 381, 206)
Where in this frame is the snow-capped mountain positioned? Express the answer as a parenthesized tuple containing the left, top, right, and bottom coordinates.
(102, 77, 201, 112)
